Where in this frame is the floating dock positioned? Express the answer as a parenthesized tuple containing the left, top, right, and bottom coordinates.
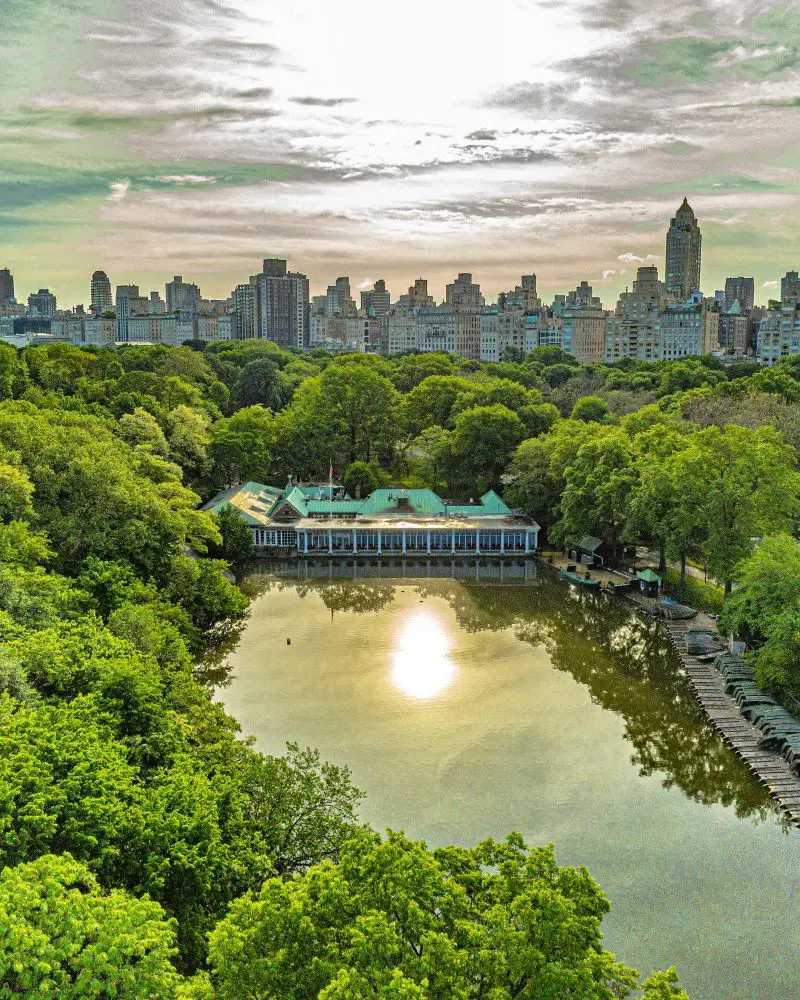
(661, 617, 800, 827)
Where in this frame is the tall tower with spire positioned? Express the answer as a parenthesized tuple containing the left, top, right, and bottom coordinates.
(665, 197, 702, 301)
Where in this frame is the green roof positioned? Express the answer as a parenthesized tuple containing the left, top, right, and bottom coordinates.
(203, 482, 517, 526)
(360, 489, 447, 516)
(637, 569, 662, 583)
(306, 500, 364, 515)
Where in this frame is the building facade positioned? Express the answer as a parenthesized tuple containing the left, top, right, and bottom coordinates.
(27, 289, 57, 317)
(90, 271, 113, 314)
(0, 268, 14, 306)
(604, 266, 666, 362)
(665, 198, 702, 301)
(204, 483, 539, 556)
(724, 276, 754, 313)
(757, 296, 800, 365)
(256, 258, 310, 349)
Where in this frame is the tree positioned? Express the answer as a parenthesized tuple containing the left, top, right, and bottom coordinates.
(209, 406, 274, 489)
(571, 395, 610, 423)
(0, 696, 141, 878)
(203, 830, 680, 1000)
(287, 365, 400, 470)
(343, 461, 382, 499)
(718, 536, 800, 697)
(671, 425, 800, 593)
(0, 463, 34, 522)
(210, 505, 254, 562)
(168, 406, 212, 482)
(231, 359, 287, 411)
(445, 404, 526, 495)
(0, 853, 180, 998)
(552, 427, 636, 560)
(410, 426, 452, 493)
(403, 376, 475, 436)
(118, 407, 169, 456)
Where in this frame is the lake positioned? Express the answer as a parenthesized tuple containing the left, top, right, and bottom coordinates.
(214, 559, 800, 999)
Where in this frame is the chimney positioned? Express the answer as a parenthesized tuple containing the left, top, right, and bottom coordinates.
(355, 485, 362, 499)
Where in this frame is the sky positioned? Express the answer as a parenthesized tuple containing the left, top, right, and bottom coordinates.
(1, 0, 800, 308)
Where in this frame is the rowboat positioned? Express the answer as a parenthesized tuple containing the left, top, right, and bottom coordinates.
(560, 568, 601, 588)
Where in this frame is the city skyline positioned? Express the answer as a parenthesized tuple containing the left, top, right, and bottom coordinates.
(2, 1, 800, 305)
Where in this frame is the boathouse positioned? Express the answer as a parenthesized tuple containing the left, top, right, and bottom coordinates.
(203, 482, 540, 556)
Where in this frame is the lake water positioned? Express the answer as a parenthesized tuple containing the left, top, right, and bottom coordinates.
(215, 559, 800, 999)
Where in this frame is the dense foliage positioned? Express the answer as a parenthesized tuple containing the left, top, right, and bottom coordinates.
(9, 335, 800, 995)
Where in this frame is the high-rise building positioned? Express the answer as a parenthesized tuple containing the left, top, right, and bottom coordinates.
(0, 268, 15, 305)
(724, 276, 754, 313)
(27, 289, 57, 317)
(115, 285, 149, 341)
(255, 258, 310, 349)
(90, 270, 113, 314)
(361, 279, 391, 316)
(398, 279, 435, 309)
(604, 266, 667, 362)
(324, 277, 356, 318)
(757, 294, 800, 365)
(665, 198, 702, 301)
(782, 272, 800, 300)
(718, 300, 751, 354)
(232, 282, 257, 340)
(165, 276, 201, 317)
(446, 272, 484, 309)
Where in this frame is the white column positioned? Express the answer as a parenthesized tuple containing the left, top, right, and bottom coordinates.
(328, 529, 333, 554)
(377, 531, 382, 554)
(402, 529, 407, 554)
(476, 529, 481, 555)
(303, 531, 309, 554)
(451, 529, 456, 554)
(525, 531, 530, 554)
(500, 529, 505, 555)
(427, 529, 431, 554)
(352, 529, 357, 553)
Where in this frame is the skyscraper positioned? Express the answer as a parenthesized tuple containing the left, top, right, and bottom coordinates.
(724, 276, 754, 313)
(446, 272, 484, 309)
(27, 289, 57, 317)
(165, 276, 201, 316)
(782, 272, 800, 300)
(0, 268, 14, 305)
(256, 258, 310, 349)
(665, 198, 702, 301)
(90, 270, 113, 314)
(361, 279, 391, 316)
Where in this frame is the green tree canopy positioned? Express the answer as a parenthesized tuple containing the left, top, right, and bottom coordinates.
(0, 853, 180, 999)
(202, 829, 680, 1000)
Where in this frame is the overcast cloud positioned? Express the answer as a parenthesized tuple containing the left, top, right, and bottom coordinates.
(1, 0, 799, 304)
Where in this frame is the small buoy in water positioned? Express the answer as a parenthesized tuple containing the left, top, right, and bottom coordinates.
(286, 638, 291, 646)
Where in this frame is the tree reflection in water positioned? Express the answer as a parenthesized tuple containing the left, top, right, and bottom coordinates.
(223, 566, 782, 828)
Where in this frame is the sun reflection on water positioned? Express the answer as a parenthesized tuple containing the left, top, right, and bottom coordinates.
(390, 609, 457, 699)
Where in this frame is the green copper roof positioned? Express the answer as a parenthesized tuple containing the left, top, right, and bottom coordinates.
(360, 489, 447, 515)
(203, 482, 516, 526)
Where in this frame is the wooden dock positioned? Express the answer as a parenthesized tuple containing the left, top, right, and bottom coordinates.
(660, 617, 800, 827)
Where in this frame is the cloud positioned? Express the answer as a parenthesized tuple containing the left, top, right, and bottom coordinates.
(617, 252, 660, 263)
(762, 279, 780, 287)
(602, 269, 617, 280)
(291, 96, 357, 107)
(153, 175, 218, 185)
(108, 180, 130, 202)
(466, 130, 497, 141)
